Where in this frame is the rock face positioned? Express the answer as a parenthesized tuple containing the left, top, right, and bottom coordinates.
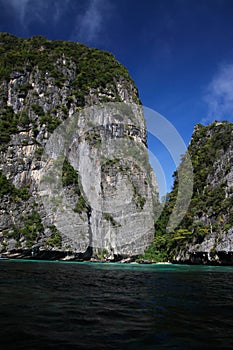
(173, 122, 233, 264)
(0, 33, 159, 259)
(143, 121, 233, 265)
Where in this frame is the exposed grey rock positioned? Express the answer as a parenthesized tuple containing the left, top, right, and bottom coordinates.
(174, 122, 233, 265)
(0, 35, 159, 258)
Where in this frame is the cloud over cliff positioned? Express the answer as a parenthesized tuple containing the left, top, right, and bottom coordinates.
(204, 63, 233, 123)
(5, 0, 111, 44)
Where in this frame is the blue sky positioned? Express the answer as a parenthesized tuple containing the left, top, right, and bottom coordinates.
(1, 0, 233, 195)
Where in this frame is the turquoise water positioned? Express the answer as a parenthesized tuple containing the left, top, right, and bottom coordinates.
(5, 258, 233, 271)
(1, 260, 233, 349)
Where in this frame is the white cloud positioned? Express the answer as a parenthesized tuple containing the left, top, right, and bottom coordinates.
(8, 0, 47, 28)
(203, 63, 233, 123)
(8, 0, 30, 24)
(7, 0, 70, 28)
(53, 0, 71, 23)
(72, 0, 109, 44)
(7, 0, 109, 44)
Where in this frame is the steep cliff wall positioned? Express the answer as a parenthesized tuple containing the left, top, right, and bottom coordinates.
(0, 33, 159, 259)
(142, 121, 233, 265)
(174, 121, 233, 264)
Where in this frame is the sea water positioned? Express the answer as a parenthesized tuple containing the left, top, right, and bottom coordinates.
(0, 260, 233, 349)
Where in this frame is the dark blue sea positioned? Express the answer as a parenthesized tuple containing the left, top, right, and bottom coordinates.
(0, 260, 233, 350)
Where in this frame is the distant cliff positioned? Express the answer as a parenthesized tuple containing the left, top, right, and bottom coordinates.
(0, 33, 159, 260)
(141, 121, 233, 265)
(175, 121, 233, 264)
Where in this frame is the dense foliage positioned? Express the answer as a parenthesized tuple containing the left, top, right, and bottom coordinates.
(0, 33, 138, 148)
(0, 32, 135, 102)
(0, 171, 30, 200)
(62, 158, 90, 214)
(46, 225, 62, 248)
(3, 210, 44, 248)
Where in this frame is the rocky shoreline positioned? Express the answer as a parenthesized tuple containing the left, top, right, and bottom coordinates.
(173, 251, 233, 266)
(0, 248, 134, 263)
(1, 248, 233, 266)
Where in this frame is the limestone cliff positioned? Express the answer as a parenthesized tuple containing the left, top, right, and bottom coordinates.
(174, 121, 233, 264)
(143, 121, 233, 265)
(0, 33, 159, 259)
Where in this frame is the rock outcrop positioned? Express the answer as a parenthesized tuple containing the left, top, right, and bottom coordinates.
(0, 33, 159, 260)
(174, 122, 233, 264)
(141, 121, 233, 265)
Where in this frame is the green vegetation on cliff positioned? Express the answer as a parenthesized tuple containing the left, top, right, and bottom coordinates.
(140, 121, 233, 262)
(0, 171, 30, 201)
(62, 158, 90, 215)
(46, 225, 62, 248)
(0, 106, 17, 144)
(0, 32, 136, 104)
(0, 32, 139, 151)
(3, 210, 44, 248)
(0, 33, 157, 256)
